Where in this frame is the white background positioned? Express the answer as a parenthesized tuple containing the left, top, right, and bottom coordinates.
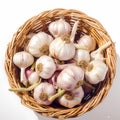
(0, 0, 120, 120)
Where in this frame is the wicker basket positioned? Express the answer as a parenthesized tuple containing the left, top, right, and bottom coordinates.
(5, 9, 116, 119)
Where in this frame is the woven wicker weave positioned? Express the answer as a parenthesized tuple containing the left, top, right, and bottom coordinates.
(5, 9, 116, 119)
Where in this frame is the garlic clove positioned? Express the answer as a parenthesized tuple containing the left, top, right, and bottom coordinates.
(85, 60, 108, 84)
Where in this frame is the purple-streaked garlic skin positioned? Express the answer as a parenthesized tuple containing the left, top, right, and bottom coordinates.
(57, 65, 84, 91)
(85, 60, 108, 84)
(77, 35, 96, 52)
(35, 55, 56, 79)
(25, 69, 33, 78)
(58, 86, 84, 108)
(33, 82, 56, 105)
(48, 71, 60, 87)
(27, 32, 53, 57)
(48, 18, 71, 38)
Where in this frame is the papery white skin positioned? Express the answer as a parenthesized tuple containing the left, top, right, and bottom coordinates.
(48, 18, 71, 38)
(49, 37, 75, 61)
(57, 65, 84, 91)
(58, 86, 84, 108)
(27, 32, 53, 57)
(73, 49, 90, 63)
(35, 55, 56, 79)
(28, 72, 40, 85)
(77, 35, 96, 52)
(85, 60, 108, 84)
(33, 82, 56, 105)
(13, 51, 34, 86)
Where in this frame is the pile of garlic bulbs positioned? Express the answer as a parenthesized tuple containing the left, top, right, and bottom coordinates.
(11, 18, 111, 108)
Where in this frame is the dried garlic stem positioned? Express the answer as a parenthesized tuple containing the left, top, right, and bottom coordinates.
(48, 89, 65, 102)
(96, 41, 112, 53)
(9, 80, 41, 92)
(70, 21, 79, 43)
(74, 43, 88, 50)
(83, 81, 95, 90)
(76, 80, 95, 89)
(30, 62, 36, 71)
(21, 68, 28, 86)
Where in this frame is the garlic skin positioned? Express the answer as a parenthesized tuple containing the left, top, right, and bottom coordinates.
(58, 86, 84, 108)
(85, 60, 108, 84)
(57, 65, 84, 91)
(33, 82, 56, 105)
(73, 49, 90, 63)
(35, 55, 56, 79)
(28, 72, 40, 85)
(48, 18, 71, 38)
(77, 35, 96, 52)
(27, 32, 53, 57)
(13, 51, 34, 86)
(48, 71, 60, 88)
(49, 37, 75, 61)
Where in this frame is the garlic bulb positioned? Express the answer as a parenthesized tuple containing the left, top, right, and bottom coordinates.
(35, 55, 56, 79)
(77, 35, 96, 52)
(48, 18, 71, 38)
(27, 32, 53, 57)
(13, 51, 34, 86)
(73, 49, 90, 69)
(57, 65, 84, 91)
(33, 82, 56, 105)
(28, 72, 40, 85)
(49, 36, 75, 61)
(85, 60, 108, 84)
(58, 86, 84, 108)
(26, 69, 40, 85)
